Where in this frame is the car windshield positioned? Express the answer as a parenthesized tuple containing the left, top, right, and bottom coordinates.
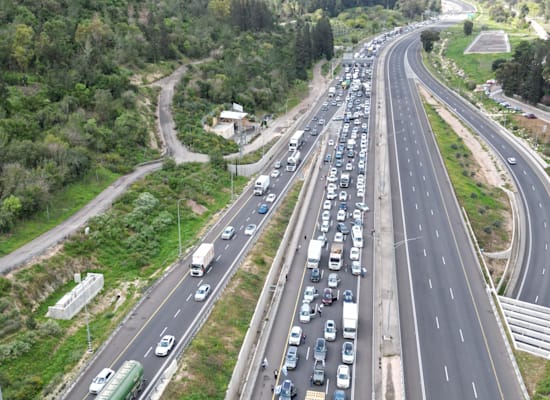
(93, 377, 105, 384)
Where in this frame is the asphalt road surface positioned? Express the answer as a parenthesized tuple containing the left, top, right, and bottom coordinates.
(386, 28, 525, 399)
(405, 29, 550, 308)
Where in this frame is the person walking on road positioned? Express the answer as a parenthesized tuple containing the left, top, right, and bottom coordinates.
(274, 369, 278, 379)
(262, 358, 268, 370)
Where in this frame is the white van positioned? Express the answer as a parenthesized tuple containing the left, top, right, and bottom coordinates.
(352, 226, 363, 248)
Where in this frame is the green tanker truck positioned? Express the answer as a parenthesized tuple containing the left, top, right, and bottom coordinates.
(97, 360, 144, 400)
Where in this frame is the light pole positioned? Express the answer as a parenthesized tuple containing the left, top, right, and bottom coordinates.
(177, 199, 184, 257)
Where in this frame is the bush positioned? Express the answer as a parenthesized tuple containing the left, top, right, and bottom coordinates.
(37, 320, 62, 337)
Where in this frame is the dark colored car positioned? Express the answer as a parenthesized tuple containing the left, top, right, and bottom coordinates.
(337, 223, 350, 235)
(258, 203, 269, 214)
(310, 268, 321, 283)
(322, 288, 336, 305)
(343, 289, 353, 303)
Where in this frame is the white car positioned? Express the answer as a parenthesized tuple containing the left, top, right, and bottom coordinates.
(337, 209, 346, 222)
(244, 224, 257, 235)
(320, 219, 330, 233)
(324, 319, 337, 341)
(266, 193, 277, 203)
(194, 284, 211, 301)
(289, 325, 303, 346)
(327, 174, 338, 183)
(334, 232, 344, 243)
(345, 162, 353, 171)
(322, 210, 331, 222)
(155, 335, 175, 356)
(89, 368, 115, 394)
(351, 261, 362, 276)
(339, 191, 348, 201)
(327, 190, 337, 200)
(303, 286, 319, 303)
(271, 169, 281, 178)
(507, 157, 517, 165)
(355, 202, 370, 212)
(356, 181, 365, 190)
(327, 183, 337, 193)
(353, 209, 362, 220)
(328, 273, 340, 288)
(323, 200, 332, 210)
(221, 226, 236, 240)
(342, 342, 355, 364)
(357, 187, 365, 197)
(337, 364, 351, 389)
(328, 139, 335, 146)
(350, 247, 360, 261)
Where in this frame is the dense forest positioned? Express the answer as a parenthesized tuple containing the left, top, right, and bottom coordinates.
(495, 39, 550, 105)
(0, 0, 337, 233)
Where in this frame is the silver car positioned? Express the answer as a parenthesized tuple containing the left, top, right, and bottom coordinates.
(221, 226, 235, 240)
(285, 346, 299, 370)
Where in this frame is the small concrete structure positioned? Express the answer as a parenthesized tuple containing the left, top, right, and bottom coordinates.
(47, 273, 104, 320)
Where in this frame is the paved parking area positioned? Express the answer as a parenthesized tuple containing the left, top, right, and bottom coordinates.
(464, 30, 510, 54)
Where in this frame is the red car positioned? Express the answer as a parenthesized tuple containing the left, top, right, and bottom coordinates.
(322, 288, 336, 305)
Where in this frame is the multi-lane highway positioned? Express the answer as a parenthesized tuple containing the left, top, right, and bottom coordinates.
(403, 29, 550, 308)
(249, 62, 378, 400)
(386, 28, 525, 399)
(64, 10, 546, 400)
(64, 69, 344, 400)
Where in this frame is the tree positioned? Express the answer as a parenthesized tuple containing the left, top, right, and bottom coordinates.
(11, 24, 35, 72)
(463, 20, 473, 36)
(294, 22, 309, 81)
(420, 30, 440, 53)
(0, 195, 22, 232)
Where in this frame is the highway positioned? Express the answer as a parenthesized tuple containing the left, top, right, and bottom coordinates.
(386, 29, 525, 399)
(249, 64, 377, 400)
(403, 27, 550, 308)
(64, 76, 342, 400)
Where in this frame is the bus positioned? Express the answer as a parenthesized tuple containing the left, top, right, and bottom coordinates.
(288, 130, 304, 152)
(97, 360, 144, 400)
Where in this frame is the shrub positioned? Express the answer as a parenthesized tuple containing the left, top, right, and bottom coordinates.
(37, 320, 62, 337)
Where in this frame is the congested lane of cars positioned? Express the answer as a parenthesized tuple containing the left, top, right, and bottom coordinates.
(274, 58, 376, 399)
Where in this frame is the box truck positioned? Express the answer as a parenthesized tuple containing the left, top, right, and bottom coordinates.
(288, 130, 304, 152)
(328, 243, 343, 270)
(307, 239, 323, 269)
(342, 302, 358, 339)
(254, 175, 270, 196)
(190, 243, 214, 277)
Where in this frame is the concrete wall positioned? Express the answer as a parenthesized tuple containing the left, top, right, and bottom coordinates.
(47, 273, 104, 320)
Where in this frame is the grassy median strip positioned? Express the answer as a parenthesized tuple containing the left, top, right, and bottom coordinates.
(423, 102, 509, 251)
(162, 182, 302, 399)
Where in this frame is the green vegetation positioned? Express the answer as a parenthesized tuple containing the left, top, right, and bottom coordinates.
(0, 161, 248, 399)
(0, 167, 119, 256)
(163, 182, 301, 399)
(331, 6, 407, 47)
(423, 103, 509, 251)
